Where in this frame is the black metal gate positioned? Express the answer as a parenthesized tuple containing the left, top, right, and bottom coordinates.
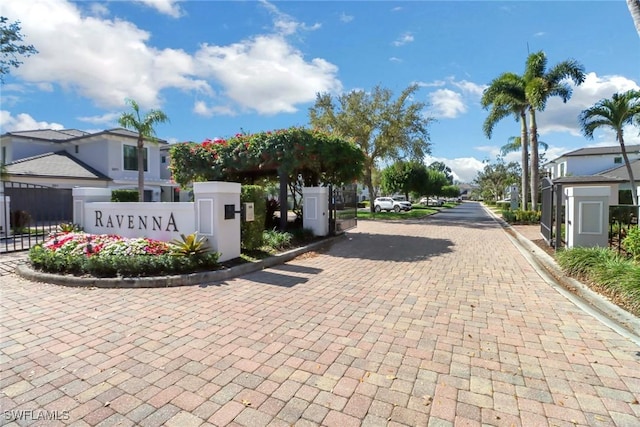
(540, 177, 563, 250)
(329, 184, 357, 235)
(1, 181, 73, 253)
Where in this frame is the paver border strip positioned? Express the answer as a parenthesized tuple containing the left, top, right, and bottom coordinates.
(15, 234, 344, 288)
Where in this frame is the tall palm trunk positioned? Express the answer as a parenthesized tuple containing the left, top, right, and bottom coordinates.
(618, 131, 639, 205)
(137, 136, 145, 202)
(628, 0, 640, 38)
(519, 110, 529, 210)
(529, 109, 539, 211)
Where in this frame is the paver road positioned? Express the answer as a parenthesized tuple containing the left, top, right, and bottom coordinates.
(1, 202, 639, 426)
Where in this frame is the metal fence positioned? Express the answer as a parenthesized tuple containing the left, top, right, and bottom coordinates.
(608, 204, 639, 256)
(1, 181, 73, 253)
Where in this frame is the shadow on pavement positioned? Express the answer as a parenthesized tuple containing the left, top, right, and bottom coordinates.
(245, 269, 311, 288)
(331, 233, 454, 262)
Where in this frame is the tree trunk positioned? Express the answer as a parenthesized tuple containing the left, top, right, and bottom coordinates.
(529, 109, 539, 211)
(628, 0, 640, 38)
(364, 162, 376, 213)
(519, 111, 529, 211)
(619, 133, 639, 205)
(137, 136, 145, 202)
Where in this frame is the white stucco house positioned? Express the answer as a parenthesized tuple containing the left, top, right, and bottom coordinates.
(0, 128, 179, 202)
(544, 144, 640, 205)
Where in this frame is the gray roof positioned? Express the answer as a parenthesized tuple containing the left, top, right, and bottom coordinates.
(1, 129, 89, 141)
(562, 144, 640, 158)
(1, 128, 167, 144)
(553, 175, 625, 184)
(598, 159, 640, 181)
(5, 151, 111, 181)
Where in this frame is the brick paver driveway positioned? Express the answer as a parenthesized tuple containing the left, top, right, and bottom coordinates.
(1, 202, 639, 426)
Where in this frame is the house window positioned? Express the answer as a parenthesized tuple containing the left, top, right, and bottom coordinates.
(559, 162, 566, 177)
(123, 145, 148, 171)
(75, 145, 79, 154)
(614, 156, 622, 164)
(161, 155, 166, 164)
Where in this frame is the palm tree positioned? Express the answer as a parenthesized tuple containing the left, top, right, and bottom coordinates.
(118, 99, 170, 202)
(524, 51, 585, 211)
(628, 0, 640, 38)
(579, 90, 640, 205)
(482, 72, 530, 210)
(500, 135, 548, 157)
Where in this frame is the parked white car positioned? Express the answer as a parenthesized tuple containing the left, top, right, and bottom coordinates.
(419, 197, 443, 207)
(374, 197, 412, 212)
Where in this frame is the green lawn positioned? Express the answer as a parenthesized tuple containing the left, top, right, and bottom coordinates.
(357, 205, 439, 220)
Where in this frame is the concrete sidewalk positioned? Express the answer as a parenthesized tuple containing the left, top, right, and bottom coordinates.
(1, 202, 639, 426)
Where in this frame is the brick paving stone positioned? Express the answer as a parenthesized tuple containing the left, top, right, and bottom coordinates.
(2, 204, 640, 427)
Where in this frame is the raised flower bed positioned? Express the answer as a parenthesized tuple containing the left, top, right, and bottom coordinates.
(29, 230, 219, 278)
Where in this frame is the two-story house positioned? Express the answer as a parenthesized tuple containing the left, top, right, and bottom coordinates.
(0, 128, 178, 202)
(544, 144, 640, 205)
(544, 144, 640, 179)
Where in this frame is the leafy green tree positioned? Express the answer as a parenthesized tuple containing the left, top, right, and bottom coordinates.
(0, 17, 37, 83)
(524, 51, 585, 210)
(474, 157, 520, 202)
(428, 161, 454, 184)
(118, 99, 170, 202)
(424, 169, 449, 200)
(441, 185, 461, 199)
(579, 90, 640, 205)
(481, 72, 529, 210)
(380, 161, 428, 200)
(309, 84, 434, 212)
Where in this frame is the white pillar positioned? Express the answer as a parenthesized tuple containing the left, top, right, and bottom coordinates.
(72, 188, 112, 229)
(0, 186, 10, 237)
(302, 187, 329, 236)
(564, 186, 610, 248)
(193, 181, 241, 262)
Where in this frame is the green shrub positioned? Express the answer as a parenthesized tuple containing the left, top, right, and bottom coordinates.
(501, 209, 517, 223)
(262, 229, 293, 250)
(496, 201, 511, 210)
(515, 210, 541, 223)
(241, 186, 266, 250)
(622, 226, 640, 261)
(111, 189, 138, 202)
(556, 247, 640, 316)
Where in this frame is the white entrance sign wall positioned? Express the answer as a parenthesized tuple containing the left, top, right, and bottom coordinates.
(564, 186, 610, 248)
(73, 181, 242, 263)
(193, 181, 241, 262)
(302, 187, 329, 236)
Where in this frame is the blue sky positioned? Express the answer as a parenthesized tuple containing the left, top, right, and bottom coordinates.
(1, 0, 639, 182)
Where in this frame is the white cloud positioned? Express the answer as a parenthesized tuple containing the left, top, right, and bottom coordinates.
(451, 80, 486, 97)
(414, 80, 446, 88)
(259, 0, 321, 36)
(193, 101, 236, 117)
(536, 72, 640, 137)
(3, 0, 340, 116)
(3, 0, 209, 109)
(195, 35, 342, 114)
(77, 112, 121, 125)
(393, 32, 414, 46)
(425, 155, 486, 183)
(389, 57, 402, 63)
(339, 12, 354, 23)
(135, 0, 184, 18)
(0, 111, 64, 131)
(429, 89, 466, 118)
